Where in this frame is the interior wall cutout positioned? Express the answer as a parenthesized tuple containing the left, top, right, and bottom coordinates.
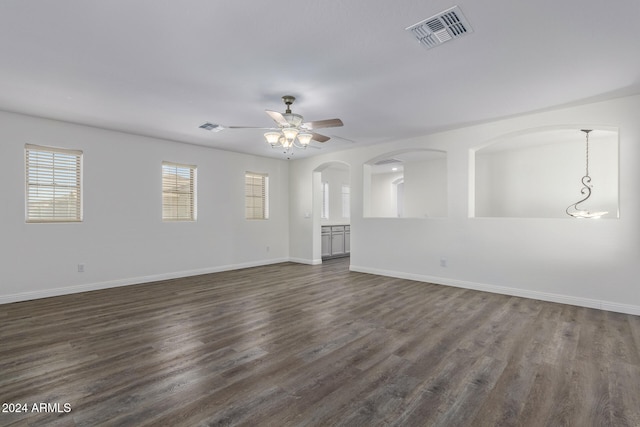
(363, 149, 447, 218)
(473, 127, 619, 219)
(312, 161, 351, 263)
(318, 163, 351, 224)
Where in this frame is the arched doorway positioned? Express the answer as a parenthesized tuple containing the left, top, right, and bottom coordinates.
(312, 161, 351, 264)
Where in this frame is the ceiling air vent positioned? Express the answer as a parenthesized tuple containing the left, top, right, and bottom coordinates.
(406, 5, 473, 50)
(199, 122, 223, 132)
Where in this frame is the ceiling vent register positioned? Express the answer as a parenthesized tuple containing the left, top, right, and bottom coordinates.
(406, 5, 473, 49)
(199, 122, 223, 132)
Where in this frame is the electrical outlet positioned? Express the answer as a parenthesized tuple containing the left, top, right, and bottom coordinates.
(266, 246, 270, 252)
(77, 264, 85, 273)
(440, 258, 447, 268)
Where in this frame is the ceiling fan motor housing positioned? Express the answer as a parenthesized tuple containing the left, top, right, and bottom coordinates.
(283, 113, 303, 127)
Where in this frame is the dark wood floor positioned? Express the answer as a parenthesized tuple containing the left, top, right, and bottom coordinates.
(1, 258, 639, 427)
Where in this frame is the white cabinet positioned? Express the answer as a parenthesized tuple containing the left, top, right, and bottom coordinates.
(321, 225, 350, 259)
(331, 226, 345, 256)
(345, 226, 350, 253)
(321, 227, 331, 258)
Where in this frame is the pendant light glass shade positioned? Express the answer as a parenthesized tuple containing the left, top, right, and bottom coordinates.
(297, 133, 313, 146)
(282, 127, 299, 142)
(264, 132, 281, 146)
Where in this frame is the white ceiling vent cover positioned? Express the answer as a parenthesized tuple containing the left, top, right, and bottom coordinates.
(199, 122, 223, 132)
(406, 5, 473, 49)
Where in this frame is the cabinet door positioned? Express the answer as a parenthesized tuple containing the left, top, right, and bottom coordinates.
(331, 232, 345, 255)
(345, 231, 350, 254)
(321, 231, 331, 258)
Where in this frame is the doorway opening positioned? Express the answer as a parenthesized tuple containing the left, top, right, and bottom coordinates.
(313, 161, 351, 265)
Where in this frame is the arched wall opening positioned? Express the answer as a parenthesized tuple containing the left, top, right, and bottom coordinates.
(363, 149, 447, 218)
(471, 126, 619, 219)
(312, 161, 351, 263)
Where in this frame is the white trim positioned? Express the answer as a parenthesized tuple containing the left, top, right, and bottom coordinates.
(6, 260, 637, 317)
(349, 265, 640, 316)
(0, 258, 288, 305)
(288, 257, 322, 265)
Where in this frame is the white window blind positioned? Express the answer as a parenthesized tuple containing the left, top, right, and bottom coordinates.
(342, 184, 350, 218)
(245, 172, 269, 220)
(162, 162, 197, 221)
(25, 144, 83, 223)
(321, 181, 329, 219)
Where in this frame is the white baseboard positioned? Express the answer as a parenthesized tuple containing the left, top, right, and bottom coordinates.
(288, 257, 322, 265)
(349, 265, 640, 316)
(0, 258, 289, 305)
(5, 260, 638, 317)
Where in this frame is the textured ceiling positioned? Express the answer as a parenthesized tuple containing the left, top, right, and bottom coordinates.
(1, 0, 639, 159)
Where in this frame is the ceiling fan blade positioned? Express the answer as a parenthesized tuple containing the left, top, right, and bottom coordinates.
(304, 118, 343, 130)
(311, 132, 330, 143)
(199, 122, 275, 132)
(265, 110, 289, 127)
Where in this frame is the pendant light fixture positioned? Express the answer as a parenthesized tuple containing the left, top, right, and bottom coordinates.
(565, 129, 608, 219)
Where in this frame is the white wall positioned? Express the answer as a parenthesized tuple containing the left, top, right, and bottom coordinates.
(369, 171, 403, 217)
(0, 111, 289, 303)
(288, 94, 640, 315)
(4, 95, 639, 315)
(404, 158, 448, 218)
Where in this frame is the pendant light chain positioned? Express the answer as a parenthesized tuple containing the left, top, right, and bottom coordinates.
(584, 129, 590, 177)
(566, 129, 607, 218)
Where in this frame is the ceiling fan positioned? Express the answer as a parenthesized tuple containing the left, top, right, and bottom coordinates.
(200, 95, 344, 151)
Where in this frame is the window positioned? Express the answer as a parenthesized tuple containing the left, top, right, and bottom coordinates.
(245, 172, 269, 220)
(162, 162, 197, 221)
(341, 184, 350, 218)
(321, 181, 329, 219)
(25, 144, 82, 222)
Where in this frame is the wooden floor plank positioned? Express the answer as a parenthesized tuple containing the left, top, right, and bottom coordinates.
(1, 258, 639, 426)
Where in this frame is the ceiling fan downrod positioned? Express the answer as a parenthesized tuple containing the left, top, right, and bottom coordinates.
(282, 95, 295, 114)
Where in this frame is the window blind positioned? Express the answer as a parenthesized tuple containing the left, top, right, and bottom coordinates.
(162, 162, 197, 221)
(321, 181, 329, 219)
(25, 144, 83, 223)
(245, 172, 269, 219)
(342, 184, 350, 218)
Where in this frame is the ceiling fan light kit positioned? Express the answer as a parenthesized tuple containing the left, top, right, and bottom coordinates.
(200, 95, 343, 155)
(261, 95, 343, 153)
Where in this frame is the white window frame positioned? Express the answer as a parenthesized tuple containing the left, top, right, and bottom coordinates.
(25, 144, 83, 223)
(162, 161, 197, 221)
(321, 181, 330, 219)
(245, 172, 269, 220)
(341, 184, 350, 219)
